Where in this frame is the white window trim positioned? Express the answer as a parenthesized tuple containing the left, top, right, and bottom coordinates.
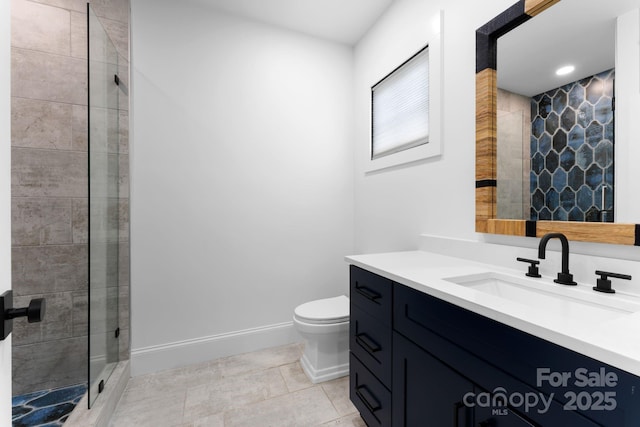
(366, 10, 444, 173)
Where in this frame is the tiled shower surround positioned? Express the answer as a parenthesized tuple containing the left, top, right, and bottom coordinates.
(497, 88, 531, 220)
(10, 0, 130, 396)
(529, 69, 615, 222)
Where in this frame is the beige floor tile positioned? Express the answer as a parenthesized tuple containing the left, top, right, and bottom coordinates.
(216, 343, 303, 378)
(173, 413, 224, 427)
(110, 388, 185, 427)
(224, 386, 340, 427)
(118, 368, 193, 411)
(280, 361, 314, 392)
(321, 376, 357, 416)
(125, 370, 188, 395)
(175, 360, 224, 388)
(111, 343, 356, 427)
(183, 366, 288, 422)
(124, 359, 223, 393)
(321, 413, 367, 426)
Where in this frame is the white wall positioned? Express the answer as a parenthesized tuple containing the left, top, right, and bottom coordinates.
(0, 0, 11, 420)
(353, 0, 514, 253)
(130, 0, 354, 373)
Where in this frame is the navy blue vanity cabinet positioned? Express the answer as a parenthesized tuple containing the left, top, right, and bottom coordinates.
(348, 265, 640, 426)
(393, 283, 638, 427)
(350, 265, 393, 426)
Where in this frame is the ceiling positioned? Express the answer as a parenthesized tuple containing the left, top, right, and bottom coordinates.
(186, 0, 639, 92)
(188, 0, 395, 45)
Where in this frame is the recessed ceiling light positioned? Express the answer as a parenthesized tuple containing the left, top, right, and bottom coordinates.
(556, 65, 575, 76)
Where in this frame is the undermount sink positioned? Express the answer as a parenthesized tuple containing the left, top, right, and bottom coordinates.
(443, 272, 640, 322)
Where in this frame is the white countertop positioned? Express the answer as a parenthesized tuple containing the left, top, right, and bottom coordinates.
(346, 250, 640, 377)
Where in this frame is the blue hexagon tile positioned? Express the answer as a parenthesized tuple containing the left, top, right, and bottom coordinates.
(530, 69, 614, 222)
(12, 384, 86, 427)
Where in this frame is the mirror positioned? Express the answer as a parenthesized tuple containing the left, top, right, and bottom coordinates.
(476, 0, 640, 245)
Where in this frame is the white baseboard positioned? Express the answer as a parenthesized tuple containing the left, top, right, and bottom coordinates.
(130, 321, 300, 376)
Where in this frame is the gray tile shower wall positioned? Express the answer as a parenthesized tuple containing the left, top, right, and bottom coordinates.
(497, 88, 531, 219)
(10, 0, 130, 395)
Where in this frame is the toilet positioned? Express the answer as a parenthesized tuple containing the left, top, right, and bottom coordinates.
(293, 295, 350, 383)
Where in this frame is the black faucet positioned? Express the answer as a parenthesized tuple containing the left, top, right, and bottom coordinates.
(538, 233, 577, 286)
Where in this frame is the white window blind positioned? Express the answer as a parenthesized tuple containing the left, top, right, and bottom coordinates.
(371, 46, 429, 160)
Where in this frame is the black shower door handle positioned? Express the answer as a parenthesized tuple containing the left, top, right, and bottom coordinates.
(1, 290, 46, 340)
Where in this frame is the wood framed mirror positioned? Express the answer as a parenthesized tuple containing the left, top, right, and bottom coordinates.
(475, 0, 640, 246)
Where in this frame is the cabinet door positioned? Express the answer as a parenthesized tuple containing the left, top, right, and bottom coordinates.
(475, 404, 543, 427)
(393, 332, 473, 427)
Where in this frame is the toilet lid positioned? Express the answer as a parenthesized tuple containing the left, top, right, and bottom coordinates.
(294, 295, 349, 324)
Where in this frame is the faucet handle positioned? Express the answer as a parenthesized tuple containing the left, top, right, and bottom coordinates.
(516, 257, 541, 278)
(593, 270, 632, 294)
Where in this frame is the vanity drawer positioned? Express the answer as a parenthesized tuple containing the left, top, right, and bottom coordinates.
(350, 304, 392, 388)
(350, 352, 391, 427)
(350, 265, 392, 326)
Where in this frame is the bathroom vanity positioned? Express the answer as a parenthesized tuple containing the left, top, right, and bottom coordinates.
(347, 251, 640, 426)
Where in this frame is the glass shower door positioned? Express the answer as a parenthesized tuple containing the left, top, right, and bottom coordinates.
(88, 4, 120, 408)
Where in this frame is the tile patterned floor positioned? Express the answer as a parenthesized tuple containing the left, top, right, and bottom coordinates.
(110, 343, 366, 427)
(12, 384, 87, 427)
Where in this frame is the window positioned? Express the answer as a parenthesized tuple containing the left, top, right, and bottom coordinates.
(371, 46, 429, 160)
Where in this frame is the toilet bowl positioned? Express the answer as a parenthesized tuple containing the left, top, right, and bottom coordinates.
(293, 295, 349, 384)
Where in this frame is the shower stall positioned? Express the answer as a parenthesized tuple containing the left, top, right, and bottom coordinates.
(11, 0, 130, 424)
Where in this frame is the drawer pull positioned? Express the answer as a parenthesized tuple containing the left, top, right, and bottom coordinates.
(355, 385, 381, 413)
(356, 333, 381, 354)
(355, 284, 382, 302)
